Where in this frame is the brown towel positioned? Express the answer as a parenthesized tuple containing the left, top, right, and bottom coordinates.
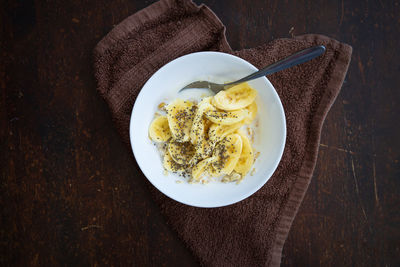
(94, 0, 352, 266)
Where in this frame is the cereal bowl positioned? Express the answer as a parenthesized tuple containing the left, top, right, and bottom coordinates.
(130, 52, 286, 208)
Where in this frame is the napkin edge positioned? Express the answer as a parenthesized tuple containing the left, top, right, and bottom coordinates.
(270, 34, 352, 266)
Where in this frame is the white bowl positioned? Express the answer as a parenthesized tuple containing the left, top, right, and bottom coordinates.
(130, 52, 286, 208)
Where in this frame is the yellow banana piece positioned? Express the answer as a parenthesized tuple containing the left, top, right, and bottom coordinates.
(168, 141, 195, 165)
(193, 138, 214, 161)
(166, 99, 196, 142)
(207, 164, 221, 178)
(234, 131, 254, 176)
(189, 97, 215, 161)
(204, 109, 247, 125)
(213, 82, 257, 111)
(163, 151, 186, 172)
(190, 97, 214, 145)
(191, 157, 214, 181)
(148, 115, 172, 142)
(208, 121, 244, 144)
(211, 133, 242, 175)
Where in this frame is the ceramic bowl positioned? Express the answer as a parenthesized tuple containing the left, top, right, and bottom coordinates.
(130, 52, 286, 208)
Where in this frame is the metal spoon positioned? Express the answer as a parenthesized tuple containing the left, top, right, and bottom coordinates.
(180, 45, 326, 94)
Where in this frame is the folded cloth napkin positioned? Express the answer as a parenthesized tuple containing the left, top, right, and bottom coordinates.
(94, 0, 352, 266)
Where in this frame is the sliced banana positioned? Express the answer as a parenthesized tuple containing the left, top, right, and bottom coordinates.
(243, 101, 258, 124)
(204, 109, 247, 125)
(207, 164, 221, 178)
(151, 83, 258, 182)
(168, 142, 195, 165)
(191, 117, 212, 145)
(213, 82, 257, 111)
(234, 131, 254, 176)
(163, 152, 186, 172)
(191, 157, 214, 181)
(148, 115, 172, 142)
(166, 99, 196, 142)
(211, 133, 242, 175)
(208, 121, 244, 144)
(193, 138, 214, 161)
(190, 98, 215, 145)
(189, 97, 215, 161)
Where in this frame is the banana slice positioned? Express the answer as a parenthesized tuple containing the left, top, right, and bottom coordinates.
(243, 101, 257, 124)
(204, 109, 247, 125)
(208, 121, 244, 144)
(190, 98, 215, 145)
(190, 97, 215, 160)
(213, 82, 257, 111)
(207, 164, 222, 178)
(191, 157, 214, 181)
(163, 152, 186, 172)
(166, 99, 196, 142)
(148, 116, 172, 142)
(211, 134, 242, 175)
(168, 142, 195, 165)
(234, 131, 254, 176)
(194, 138, 214, 161)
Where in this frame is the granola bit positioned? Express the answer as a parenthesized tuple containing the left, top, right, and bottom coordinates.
(158, 102, 166, 110)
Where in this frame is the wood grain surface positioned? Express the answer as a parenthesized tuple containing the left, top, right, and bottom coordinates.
(1, 0, 399, 266)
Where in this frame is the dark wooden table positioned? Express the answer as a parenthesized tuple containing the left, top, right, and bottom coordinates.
(1, 0, 399, 266)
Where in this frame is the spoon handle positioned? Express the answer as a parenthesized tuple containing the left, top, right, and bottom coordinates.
(225, 45, 326, 86)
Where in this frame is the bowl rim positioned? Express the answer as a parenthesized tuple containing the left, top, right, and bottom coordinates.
(129, 51, 286, 208)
